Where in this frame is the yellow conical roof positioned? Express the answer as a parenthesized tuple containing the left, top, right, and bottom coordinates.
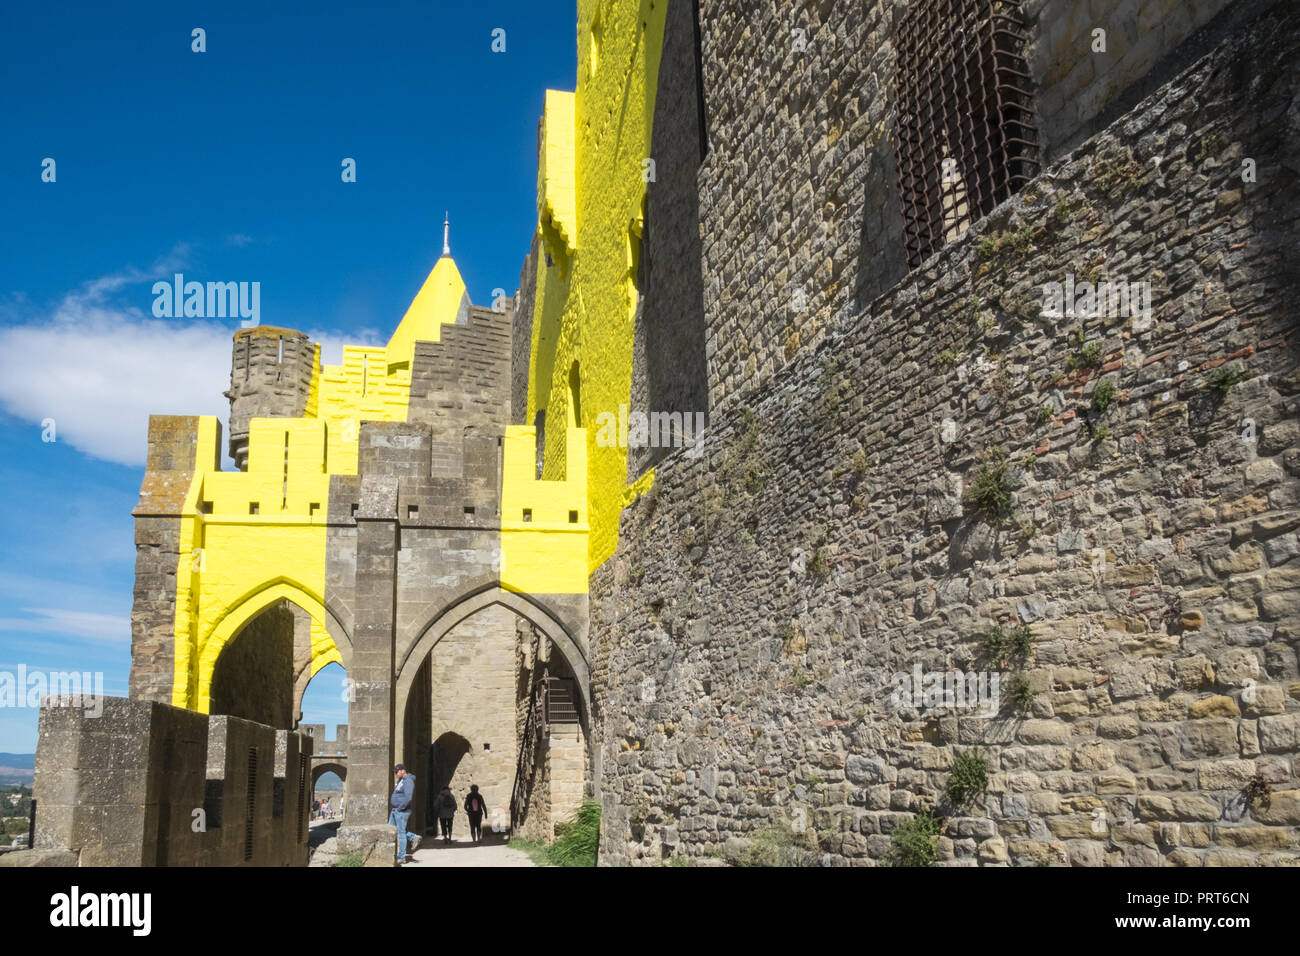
(386, 252, 470, 370)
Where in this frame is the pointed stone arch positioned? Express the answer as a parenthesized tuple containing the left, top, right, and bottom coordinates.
(195, 578, 352, 714)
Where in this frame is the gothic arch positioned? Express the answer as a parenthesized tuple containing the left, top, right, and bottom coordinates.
(311, 762, 347, 787)
(196, 577, 352, 713)
(394, 586, 590, 720)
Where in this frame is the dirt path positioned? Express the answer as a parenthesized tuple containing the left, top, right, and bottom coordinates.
(403, 833, 537, 868)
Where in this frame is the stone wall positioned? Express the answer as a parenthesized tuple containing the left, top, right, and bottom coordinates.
(591, 5, 1300, 866)
(512, 233, 541, 426)
(698, 0, 908, 409)
(7, 698, 312, 867)
(697, 0, 1258, 413)
(408, 305, 514, 481)
(1025, 0, 1236, 163)
(130, 415, 204, 703)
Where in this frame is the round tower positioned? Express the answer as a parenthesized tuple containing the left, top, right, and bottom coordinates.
(224, 326, 317, 470)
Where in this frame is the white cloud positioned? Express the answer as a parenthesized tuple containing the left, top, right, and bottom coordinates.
(0, 267, 381, 467)
(0, 608, 130, 644)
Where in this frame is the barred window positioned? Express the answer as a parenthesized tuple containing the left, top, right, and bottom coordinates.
(893, 0, 1040, 269)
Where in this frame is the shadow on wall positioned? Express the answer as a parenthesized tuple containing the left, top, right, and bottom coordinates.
(427, 732, 472, 813)
(631, 0, 709, 479)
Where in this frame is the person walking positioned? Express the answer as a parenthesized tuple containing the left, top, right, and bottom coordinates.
(436, 786, 456, 842)
(389, 764, 415, 865)
(464, 784, 487, 844)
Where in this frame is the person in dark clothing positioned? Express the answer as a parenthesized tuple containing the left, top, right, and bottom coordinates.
(464, 784, 487, 843)
(436, 786, 456, 841)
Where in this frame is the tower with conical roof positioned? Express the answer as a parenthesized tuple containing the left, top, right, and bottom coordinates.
(385, 214, 472, 374)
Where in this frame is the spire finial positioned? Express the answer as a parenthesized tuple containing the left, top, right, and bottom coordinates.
(442, 212, 450, 257)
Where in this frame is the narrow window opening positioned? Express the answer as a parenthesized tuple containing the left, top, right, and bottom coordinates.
(533, 410, 547, 480)
(244, 748, 257, 862)
(522, 508, 533, 523)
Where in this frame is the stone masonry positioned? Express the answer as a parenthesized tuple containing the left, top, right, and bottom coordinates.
(590, 0, 1300, 865)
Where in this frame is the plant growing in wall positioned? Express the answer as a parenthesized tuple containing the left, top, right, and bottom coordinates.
(629, 793, 651, 842)
(945, 750, 989, 807)
(962, 446, 1015, 522)
(807, 549, 829, 577)
(982, 622, 1034, 667)
(851, 449, 869, 481)
(1065, 328, 1103, 371)
(1092, 379, 1117, 413)
(1006, 673, 1035, 713)
(888, 806, 944, 867)
(1205, 365, 1245, 395)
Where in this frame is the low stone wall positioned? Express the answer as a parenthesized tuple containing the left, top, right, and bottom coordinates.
(591, 8, 1300, 865)
(0, 697, 313, 867)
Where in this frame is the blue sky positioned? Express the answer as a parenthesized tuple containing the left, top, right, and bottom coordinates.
(0, 1, 576, 752)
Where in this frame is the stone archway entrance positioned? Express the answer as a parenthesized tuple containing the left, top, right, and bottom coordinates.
(395, 590, 591, 842)
(426, 732, 471, 828)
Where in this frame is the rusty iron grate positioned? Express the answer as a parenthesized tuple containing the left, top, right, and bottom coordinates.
(893, 0, 1040, 269)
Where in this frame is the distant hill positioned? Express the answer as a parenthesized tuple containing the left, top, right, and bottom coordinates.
(0, 755, 36, 786)
(314, 772, 343, 792)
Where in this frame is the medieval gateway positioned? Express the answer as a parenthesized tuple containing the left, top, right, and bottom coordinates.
(10, 0, 1300, 866)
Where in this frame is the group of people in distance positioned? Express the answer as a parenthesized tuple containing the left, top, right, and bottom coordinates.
(311, 795, 342, 821)
(388, 763, 492, 865)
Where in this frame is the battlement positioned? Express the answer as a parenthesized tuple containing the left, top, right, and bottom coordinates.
(409, 304, 514, 478)
(501, 425, 588, 594)
(538, 89, 577, 274)
(299, 723, 347, 755)
(14, 698, 314, 867)
(195, 417, 331, 521)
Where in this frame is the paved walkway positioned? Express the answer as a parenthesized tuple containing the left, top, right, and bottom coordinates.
(403, 832, 537, 868)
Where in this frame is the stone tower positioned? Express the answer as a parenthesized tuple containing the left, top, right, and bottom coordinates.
(224, 326, 318, 470)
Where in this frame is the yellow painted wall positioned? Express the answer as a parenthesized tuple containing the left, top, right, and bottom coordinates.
(526, 0, 668, 573)
(166, 249, 590, 709)
(501, 426, 589, 594)
(171, 417, 332, 711)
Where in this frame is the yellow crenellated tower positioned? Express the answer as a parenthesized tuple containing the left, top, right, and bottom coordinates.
(163, 226, 590, 714)
(527, 0, 667, 575)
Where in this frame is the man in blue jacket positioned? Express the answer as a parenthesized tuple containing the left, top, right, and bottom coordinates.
(390, 764, 416, 865)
